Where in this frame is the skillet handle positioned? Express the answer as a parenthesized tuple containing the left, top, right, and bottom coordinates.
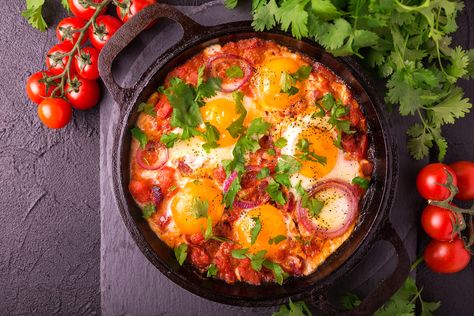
(98, 3, 205, 105)
(310, 221, 410, 315)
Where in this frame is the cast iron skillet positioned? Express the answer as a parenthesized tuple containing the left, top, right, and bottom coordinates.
(99, 3, 410, 315)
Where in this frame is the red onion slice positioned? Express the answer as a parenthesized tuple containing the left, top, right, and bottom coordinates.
(296, 179, 359, 239)
(233, 199, 261, 209)
(136, 141, 168, 170)
(223, 171, 238, 193)
(206, 54, 253, 92)
(151, 186, 164, 207)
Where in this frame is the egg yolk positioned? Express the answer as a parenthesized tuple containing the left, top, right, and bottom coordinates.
(201, 98, 240, 147)
(233, 204, 287, 257)
(171, 179, 224, 235)
(256, 57, 305, 111)
(298, 126, 338, 179)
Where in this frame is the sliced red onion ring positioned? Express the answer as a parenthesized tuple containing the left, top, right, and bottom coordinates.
(136, 141, 168, 170)
(206, 54, 253, 92)
(296, 179, 359, 239)
(151, 186, 164, 207)
(223, 171, 238, 193)
(233, 199, 261, 209)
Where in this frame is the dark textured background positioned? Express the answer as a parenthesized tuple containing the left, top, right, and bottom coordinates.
(0, 0, 472, 315)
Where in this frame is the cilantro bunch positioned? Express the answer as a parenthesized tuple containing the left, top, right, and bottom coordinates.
(227, 0, 474, 160)
(22, 0, 70, 31)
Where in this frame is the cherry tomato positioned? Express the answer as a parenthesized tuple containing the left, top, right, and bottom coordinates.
(46, 42, 74, 75)
(424, 238, 471, 274)
(37, 98, 72, 129)
(65, 76, 100, 110)
(416, 163, 457, 201)
(449, 161, 474, 200)
(129, 179, 152, 203)
(421, 205, 464, 241)
(74, 46, 100, 80)
(116, 0, 156, 23)
(68, 0, 107, 20)
(153, 166, 176, 195)
(25, 71, 57, 104)
(56, 17, 87, 45)
(88, 15, 123, 50)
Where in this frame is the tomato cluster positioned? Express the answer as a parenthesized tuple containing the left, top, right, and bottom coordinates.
(25, 0, 156, 129)
(416, 161, 474, 274)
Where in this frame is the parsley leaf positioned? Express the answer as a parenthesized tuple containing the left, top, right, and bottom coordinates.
(266, 178, 286, 205)
(273, 299, 312, 316)
(22, 0, 47, 32)
(160, 132, 180, 148)
(226, 65, 244, 78)
(263, 260, 287, 285)
(223, 173, 241, 208)
(231, 248, 249, 259)
(274, 137, 288, 148)
(250, 217, 262, 245)
(296, 138, 327, 164)
(138, 102, 156, 116)
(248, 250, 267, 271)
(207, 263, 218, 277)
(142, 204, 156, 219)
(201, 122, 220, 152)
(275, 155, 301, 175)
(131, 127, 148, 149)
(303, 198, 325, 218)
(279, 65, 312, 94)
(257, 167, 270, 179)
(352, 176, 370, 189)
(269, 235, 286, 245)
(226, 91, 247, 138)
(174, 244, 188, 266)
(191, 197, 209, 219)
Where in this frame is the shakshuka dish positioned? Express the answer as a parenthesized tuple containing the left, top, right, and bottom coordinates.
(128, 38, 372, 285)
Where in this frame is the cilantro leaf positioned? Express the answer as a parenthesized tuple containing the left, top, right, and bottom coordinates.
(61, 0, 70, 11)
(224, 0, 238, 9)
(274, 137, 288, 148)
(138, 102, 156, 116)
(131, 127, 148, 149)
(273, 299, 312, 316)
(22, 0, 47, 32)
(352, 176, 370, 189)
(276, 155, 301, 175)
(269, 235, 286, 245)
(191, 197, 209, 219)
(202, 122, 220, 152)
(174, 244, 188, 266)
(226, 65, 244, 78)
(252, 0, 279, 31)
(248, 250, 267, 271)
(226, 91, 247, 138)
(257, 167, 270, 179)
(231, 248, 249, 259)
(223, 174, 241, 208)
(263, 260, 287, 285)
(142, 204, 156, 219)
(275, 0, 309, 39)
(303, 197, 325, 218)
(160, 132, 180, 148)
(250, 217, 262, 245)
(265, 178, 286, 205)
(207, 263, 218, 277)
(165, 78, 202, 133)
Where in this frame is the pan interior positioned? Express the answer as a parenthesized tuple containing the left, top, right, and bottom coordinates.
(114, 30, 391, 305)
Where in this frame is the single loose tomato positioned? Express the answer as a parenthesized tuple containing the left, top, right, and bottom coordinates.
(65, 76, 100, 110)
(74, 46, 100, 80)
(449, 161, 474, 200)
(116, 0, 156, 23)
(416, 163, 457, 201)
(68, 0, 107, 20)
(26, 71, 57, 104)
(88, 15, 123, 50)
(129, 179, 152, 203)
(37, 98, 72, 129)
(153, 166, 176, 195)
(424, 238, 471, 274)
(56, 17, 87, 45)
(46, 42, 74, 75)
(421, 205, 464, 241)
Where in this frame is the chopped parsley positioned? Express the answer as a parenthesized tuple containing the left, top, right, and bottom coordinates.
(296, 181, 325, 218)
(142, 204, 156, 219)
(231, 248, 249, 259)
(174, 243, 188, 266)
(250, 217, 262, 245)
(257, 167, 270, 179)
(226, 65, 244, 78)
(131, 127, 148, 149)
(266, 178, 286, 205)
(191, 197, 209, 219)
(263, 260, 287, 285)
(201, 122, 220, 152)
(352, 176, 370, 189)
(206, 263, 218, 277)
(296, 138, 327, 164)
(269, 235, 286, 245)
(248, 250, 267, 271)
(274, 137, 288, 148)
(137, 102, 156, 116)
(273, 299, 312, 316)
(160, 132, 179, 148)
(279, 65, 312, 95)
(226, 91, 247, 138)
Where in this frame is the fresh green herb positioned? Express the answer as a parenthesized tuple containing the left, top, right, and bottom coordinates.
(272, 299, 312, 316)
(202, 122, 220, 152)
(295, 181, 325, 217)
(269, 235, 286, 245)
(174, 243, 188, 266)
(226, 65, 244, 78)
(142, 204, 156, 219)
(266, 178, 286, 205)
(22, 0, 48, 32)
(296, 138, 327, 164)
(352, 176, 370, 190)
(203, 216, 230, 242)
(248, 250, 267, 271)
(274, 137, 288, 148)
(257, 167, 270, 179)
(234, 0, 473, 161)
(231, 248, 249, 259)
(168, 185, 177, 193)
(160, 132, 180, 148)
(60, 0, 70, 11)
(267, 148, 276, 156)
(250, 217, 262, 245)
(274, 173, 291, 188)
(195, 66, 222, 105)
(226, 91, 247, 138)
(315, 93, 354, 148)
(223, 174, 241, 208)
(131, 127, 148, 149)
(207, 263, 218, 277)
(279, 65, 312, 95)
(191, 197, 209, 219)
(275, 155, 301, 175)
(263, 260, 287, 285)
(138, 102, 156, 116)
